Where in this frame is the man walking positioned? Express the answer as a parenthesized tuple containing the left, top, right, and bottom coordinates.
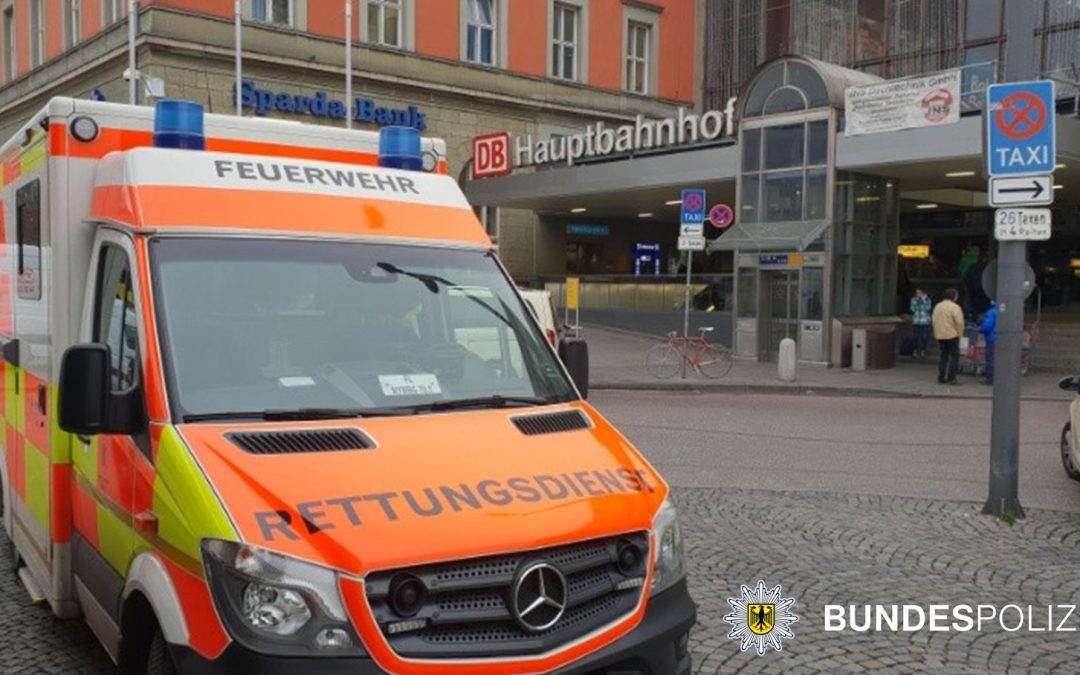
(932, 288, 965, 385)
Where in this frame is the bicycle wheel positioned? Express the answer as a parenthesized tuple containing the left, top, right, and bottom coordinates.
(646, 344, 682, 379)
(696, 344, 733, 379)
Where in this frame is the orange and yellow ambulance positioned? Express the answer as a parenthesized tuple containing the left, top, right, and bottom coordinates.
(0, 97, 694, 674)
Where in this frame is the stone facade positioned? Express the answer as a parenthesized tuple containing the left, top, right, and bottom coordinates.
(0, 7, 687, 280)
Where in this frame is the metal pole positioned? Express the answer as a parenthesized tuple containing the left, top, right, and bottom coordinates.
(681, 251, 692, 379)
(983, 240, 1026, 518)
(345, 0, 353, 129)
(127, 0, 137, 104)
(235, 0, 242, 116)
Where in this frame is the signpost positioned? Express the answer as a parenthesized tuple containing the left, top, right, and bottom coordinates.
(989, 176, 1053, 207)
(708, 203, 734, 229)
(680, 189, 707, 378)
(982, 80, 1056, 519)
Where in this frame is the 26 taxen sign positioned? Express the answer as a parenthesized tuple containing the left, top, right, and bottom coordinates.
(472, 97, 737, 178)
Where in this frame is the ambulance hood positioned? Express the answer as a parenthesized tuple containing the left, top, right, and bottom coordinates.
(178, 403, 667, 575)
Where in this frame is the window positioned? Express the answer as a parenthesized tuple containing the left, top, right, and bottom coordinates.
(739, 119, 829, 225)
(252, 0, 291, 26)
(150, 238, 574, 420)
(103, 0, 124, 25)
(764, 0, 791, 59)
(16, 180, 42, 301)
(30, 0, 43, 68)
(4, 8, 15, 82)
(367, 0, 401, 47)
(625, 20, 650, 94)
(65, 0, 81, 49)
(552, 3, 578, 81)
(465, 0, 495, 65)
(94, 246, 139, 391)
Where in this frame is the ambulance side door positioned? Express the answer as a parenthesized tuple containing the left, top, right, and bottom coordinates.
(71, 232, 143, 621)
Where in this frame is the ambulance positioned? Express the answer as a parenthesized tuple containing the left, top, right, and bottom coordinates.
(0, 97, 695, 674)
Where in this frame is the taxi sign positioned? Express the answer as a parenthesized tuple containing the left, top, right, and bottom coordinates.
(986, 81, 1055, 177)
(678, 235, 706, 251)
(989, 175, 1053, 207)
(994, 208, 1051, 241)
(681, 189, 706, 226)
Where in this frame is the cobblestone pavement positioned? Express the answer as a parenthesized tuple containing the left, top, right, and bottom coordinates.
(0, 540, 111, 673)
(4, 487, 1080, 673)
(679, 487, 1080, 674)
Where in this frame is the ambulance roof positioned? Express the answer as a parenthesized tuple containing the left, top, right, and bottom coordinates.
(90, 147, 489, 246)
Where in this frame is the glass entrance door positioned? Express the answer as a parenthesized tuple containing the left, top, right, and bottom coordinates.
(762, 270, 799, 360)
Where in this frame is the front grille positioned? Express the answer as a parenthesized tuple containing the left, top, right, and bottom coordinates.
(365, 533, 649, 659)
(226, 428, 372, 454)
(511, 410, 591, 436)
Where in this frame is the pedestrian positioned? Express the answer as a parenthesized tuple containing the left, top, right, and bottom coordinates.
(909, 288, 932, 359)
(979, 301, 997, 386)
(932, 288, 965, 385)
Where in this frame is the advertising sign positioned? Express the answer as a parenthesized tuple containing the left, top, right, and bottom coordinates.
(845, 70, 960, 136)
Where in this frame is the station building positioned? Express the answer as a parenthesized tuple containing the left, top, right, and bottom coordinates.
(466, 0, 1080, 368)
(0, 0, 698, 277)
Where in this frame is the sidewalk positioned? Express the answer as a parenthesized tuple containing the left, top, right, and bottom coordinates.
(584, 325, 1074, 401)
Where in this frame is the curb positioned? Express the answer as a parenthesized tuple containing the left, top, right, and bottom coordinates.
(589, 380, 1071, 402)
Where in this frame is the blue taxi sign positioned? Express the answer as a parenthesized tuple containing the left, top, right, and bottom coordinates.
(681, 189, 706, 226)
(986, 81, 1055, 177)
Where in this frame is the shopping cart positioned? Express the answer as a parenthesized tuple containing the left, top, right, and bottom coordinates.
(957, 318, 1040, 376)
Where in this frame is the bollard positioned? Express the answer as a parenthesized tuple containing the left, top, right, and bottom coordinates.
(778, 337, 797, 382)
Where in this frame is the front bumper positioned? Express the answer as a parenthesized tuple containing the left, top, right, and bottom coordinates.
(171, 579, 696, 675)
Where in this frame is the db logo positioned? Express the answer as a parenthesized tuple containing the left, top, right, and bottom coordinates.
(473, 132, 511, 178)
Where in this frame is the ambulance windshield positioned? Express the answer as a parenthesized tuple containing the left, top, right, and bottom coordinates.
(149, 238, 576, 421)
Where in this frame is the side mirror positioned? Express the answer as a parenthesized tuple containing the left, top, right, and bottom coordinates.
(1059, 376, 1080, 393)
(59, 343, 145, 436)
(559, 337, 589, 399)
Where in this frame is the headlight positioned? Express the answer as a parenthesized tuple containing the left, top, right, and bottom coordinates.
(650, 497, 687, 596)
(202, 540, 366, 657)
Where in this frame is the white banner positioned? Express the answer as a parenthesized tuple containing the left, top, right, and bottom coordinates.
(845, 70, 961, 136)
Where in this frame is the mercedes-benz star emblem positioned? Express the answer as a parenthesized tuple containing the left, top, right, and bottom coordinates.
(511, 562, 568, 632)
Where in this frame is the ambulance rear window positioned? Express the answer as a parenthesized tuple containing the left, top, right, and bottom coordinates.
(15, 179, 41, 301)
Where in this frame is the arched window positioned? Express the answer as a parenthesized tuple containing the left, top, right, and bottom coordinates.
(743, 59, 830, 118)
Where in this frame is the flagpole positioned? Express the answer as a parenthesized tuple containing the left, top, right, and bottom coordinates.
(127, 0, 137, 104)
(345, 0, 353, 129)
(235, 0, 243, 116)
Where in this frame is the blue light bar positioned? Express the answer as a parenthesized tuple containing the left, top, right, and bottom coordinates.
(153, 100, 205, 150)
(378, 126, 422, 171)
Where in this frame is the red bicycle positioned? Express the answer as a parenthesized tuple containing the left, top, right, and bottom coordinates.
(646, 327, 733, 379)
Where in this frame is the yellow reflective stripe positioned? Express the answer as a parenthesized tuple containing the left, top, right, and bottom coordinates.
(23, 441, 48, 531)
(153, 426, 237, 564)
(97, 503, 135, 575)
(20, 140, 45, 175)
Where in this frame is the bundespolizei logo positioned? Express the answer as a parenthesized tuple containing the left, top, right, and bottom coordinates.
(723, 580, 798, 655)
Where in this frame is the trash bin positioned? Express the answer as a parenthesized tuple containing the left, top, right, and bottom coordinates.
(865, 325, 896, 369)
(559, 337, 589, 398)
(852, 328, 868, 371)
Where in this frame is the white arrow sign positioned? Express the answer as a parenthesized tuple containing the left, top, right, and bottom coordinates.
(989, 175, 1053, 207)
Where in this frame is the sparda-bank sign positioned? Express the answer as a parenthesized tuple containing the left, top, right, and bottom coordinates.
(234, 80, 427, 130)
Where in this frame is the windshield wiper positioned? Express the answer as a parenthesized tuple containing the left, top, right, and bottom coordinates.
(424, 395, 553, 412)
(182, 407, 416, 423)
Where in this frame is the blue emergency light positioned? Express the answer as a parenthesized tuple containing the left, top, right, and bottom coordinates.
(153, 100, 205, 150)
(378, 126, 422, 171)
